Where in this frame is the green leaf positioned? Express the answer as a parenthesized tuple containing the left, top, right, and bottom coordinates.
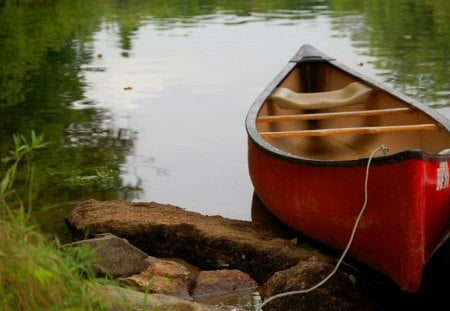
(348, 274, 356, 284)
(1, 156, 13, 163)
(1, 172, 11, 195)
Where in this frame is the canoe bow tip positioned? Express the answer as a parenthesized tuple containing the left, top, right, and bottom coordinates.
(292, 44, 335, 63)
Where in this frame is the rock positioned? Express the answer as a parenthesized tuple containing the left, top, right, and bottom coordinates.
(66, 199, 388, 310)
(192, 269, 258, 302)
(65, 233, 151, 277)
(65, 199, 328, 283)
(121, 259, 193, 301)
(262, 258, 374, 311)
(90, 284, 238, 311)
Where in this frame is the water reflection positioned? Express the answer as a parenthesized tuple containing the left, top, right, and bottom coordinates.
(329, 0, 449, 107)
(0, 0, 448, 238)
(0, 2, 144, 239)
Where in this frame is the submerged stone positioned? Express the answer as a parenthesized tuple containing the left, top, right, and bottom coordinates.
(192, 269, 258, 302)
(121, 259, 193, 301)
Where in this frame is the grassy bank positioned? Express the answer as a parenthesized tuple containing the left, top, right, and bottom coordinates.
(0, 132, 114, 310)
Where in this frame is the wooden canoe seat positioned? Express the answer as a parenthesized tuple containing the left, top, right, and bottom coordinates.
(270, 82, 373, 110)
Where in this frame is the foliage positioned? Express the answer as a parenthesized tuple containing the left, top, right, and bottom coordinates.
(0, 132, 121, 310)
(0, 131, 49, 218)
(0, 220, 111, 310)
(61, 166, 121, 190)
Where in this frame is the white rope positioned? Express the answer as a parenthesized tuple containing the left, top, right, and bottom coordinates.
(257, 145, 389, 310)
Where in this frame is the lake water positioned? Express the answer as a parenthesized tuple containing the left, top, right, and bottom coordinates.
(0, 1, 449, 241)
(1, 0, 450, 308)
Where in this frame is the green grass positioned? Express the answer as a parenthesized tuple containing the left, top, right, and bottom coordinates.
(0, 132, 121, 310)
(0, 219, 110, 310)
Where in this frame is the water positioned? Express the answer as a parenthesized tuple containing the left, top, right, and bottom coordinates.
(0, 0, 448, 241)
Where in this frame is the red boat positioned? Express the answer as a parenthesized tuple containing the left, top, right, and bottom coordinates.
(246, 45, 450, 292)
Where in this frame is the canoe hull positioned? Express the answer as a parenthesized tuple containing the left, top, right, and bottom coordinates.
(248, 139, 450, 292)
(246, 44, 450, 292)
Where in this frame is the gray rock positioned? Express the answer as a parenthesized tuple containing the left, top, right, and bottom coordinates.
(66, 233, 151, 277)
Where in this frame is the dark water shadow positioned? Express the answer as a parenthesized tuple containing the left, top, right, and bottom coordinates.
(250, 192, 297, 240)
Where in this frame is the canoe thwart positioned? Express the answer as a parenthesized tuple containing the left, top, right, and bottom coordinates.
(256, 107, 413, 123)
(260, 123, 438, 139)
(270, 82, 373, 110)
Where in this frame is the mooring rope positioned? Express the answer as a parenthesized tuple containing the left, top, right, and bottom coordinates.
(257, 144, 389, 310)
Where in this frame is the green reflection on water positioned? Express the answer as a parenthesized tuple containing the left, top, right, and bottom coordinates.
(330, 0, 449, 107)
(1, 0, 447, 106)
(0, 0, 448, 238)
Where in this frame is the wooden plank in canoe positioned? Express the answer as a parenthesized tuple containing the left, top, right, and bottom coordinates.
(256, 107, 413, 123)
(260, 123, 438, 139)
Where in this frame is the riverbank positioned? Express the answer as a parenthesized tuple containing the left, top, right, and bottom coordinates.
(65, 199, 401, 310)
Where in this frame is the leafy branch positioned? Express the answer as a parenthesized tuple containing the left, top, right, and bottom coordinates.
(0, 130, 50, 220)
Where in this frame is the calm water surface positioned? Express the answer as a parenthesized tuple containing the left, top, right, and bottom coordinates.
(0, 1, 449, 241)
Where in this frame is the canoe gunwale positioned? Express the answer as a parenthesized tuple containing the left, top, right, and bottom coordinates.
(245, 45, 450, 167)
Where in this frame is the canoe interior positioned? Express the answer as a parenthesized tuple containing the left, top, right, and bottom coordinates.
(256, 62, 450, 161)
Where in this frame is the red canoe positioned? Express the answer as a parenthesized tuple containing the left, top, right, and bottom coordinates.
(246, 45, 450, 292)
